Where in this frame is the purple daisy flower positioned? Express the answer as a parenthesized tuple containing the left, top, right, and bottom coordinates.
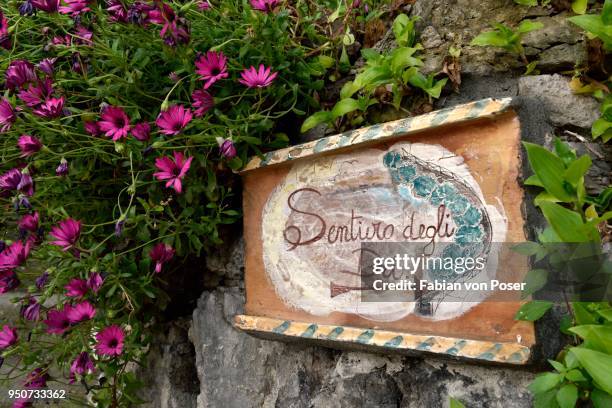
(238, 64, 278, 88)
(195, 51, 229, 89)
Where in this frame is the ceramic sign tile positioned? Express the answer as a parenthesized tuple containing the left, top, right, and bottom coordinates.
(236, 98, 535, 364)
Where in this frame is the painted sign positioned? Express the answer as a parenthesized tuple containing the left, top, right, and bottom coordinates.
(236, 98, 535, 364)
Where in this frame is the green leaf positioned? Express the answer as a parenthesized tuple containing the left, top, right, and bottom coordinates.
(564, 155, 592, 186)
(534, 389, 559, 408)
(528, 372, 563, 393)
(524, 175, 544, 187)
(517, 20, 544, 34)
(572, 302, 598, 325)
(570, 348, 612, 395)
(318, 55, 335, 69)
(300, 111, 333, 133)
(522, 269, 548, 298)
(553, 138, 577, 166)
(597, 308, 612, 321)
(603, 0, 612, 25)
(471, 30, 510, 48)
(571, 0, 588, 15)
(548, 359, 566, 373)
(565, 369, 587, 382)
(569, 325, 612, 354)
(556, 384, 578, 408)
(390, 47, 422, 74)
(569, 15, 612, 50)
(512, 241, 543, 256)
(539, 202, 592, 242)
(516, 300, 553, 321)
(523, 142, 573, 202)
(592, 117, 612, 139)
(354, 66, 393, 89)
(592, 388, 612, 408)
(449, 397, 466, 408)
(331, 98, 361, 118)
(514, 0, 538, 5)
(340, 81, 362, 99)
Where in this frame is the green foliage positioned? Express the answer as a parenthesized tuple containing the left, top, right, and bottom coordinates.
(568, 0, 612, 51)
(0, 1, 357, 405)
(470, 21, 543, 63)
(301, 14, 448, 133)
(519, 138, 612, 407)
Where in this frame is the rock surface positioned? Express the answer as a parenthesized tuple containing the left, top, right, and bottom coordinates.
(518, 74, 599, 129)
(188, 288, 536, 408)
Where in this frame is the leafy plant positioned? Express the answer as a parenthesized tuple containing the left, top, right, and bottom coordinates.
(301, 13, 448, 133)
(470, 20, 543, 65)
(568, 0, 612, 51)
(0, 1, 350, 406)
(516, 139, 612, 407)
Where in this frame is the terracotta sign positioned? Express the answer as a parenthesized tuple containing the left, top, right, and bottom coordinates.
(236, 98, 535, 364)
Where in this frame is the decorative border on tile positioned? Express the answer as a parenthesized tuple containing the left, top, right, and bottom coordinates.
(240, 97, 513, 173)
(234, 314, 531, 365)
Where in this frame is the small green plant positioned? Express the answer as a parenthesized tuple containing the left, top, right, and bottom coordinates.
(515, 139, 612, 408)
(568, 0, 612, 51)
(514, 0, 587, 14)
(470, 21, 543, 65)
(301, 14, 448, 133)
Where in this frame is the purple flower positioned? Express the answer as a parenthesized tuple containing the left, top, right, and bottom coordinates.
(191, 89, 214, 118)
(65, 278, 88, 298)
(0, 168, 23, 193)
(32, 0, 59, 13)
(49, 218, 81, 251)
(153, 152, 193, 194)
(149, 242, 175, 273)
(107, 0, 128, 23)
(56, 158, 69, 176)
(38, 58, 56, 76)
(67, 301, 96, 323)
(44, 305, 71, 334)
(18, 135, 43, 157)
(72, 25, 93, 46)
(0, 11, 11, 49)
(198, 1, 211, 10)
(195, 51, 229, 89)
(127, 1, 155, 25)
(18, 78, 54, 107)
(84, 121, 101, 136)
(156, 105, 192, 136)
(96, 325, 125, 356)
(87, 272, 103, 293)
(24, 368, 48, 388)
(21, 299, 40, 321)
(98, 106, 131, 140)
(5, 60, 37, 90)
(17, 170, 34, 196)
(0, 98, 17, 132)
(0, 270, 19, 294)
(32, 96, 65, 118)
(148, 3, 190, 46)
(217, 138, 237, 159)
(131, 122, 150, 141)
(59, 0, 91, 16)
(238, 64, 278, 88)
(19, 212, 39, 233)
(0, 325, 18, 349)
(19, 1, 36, 17)
(0, 240, 31, 271)
(35, 272, 49, 290)
(250, 0, 280, 13)
(69, 352, 94, 383)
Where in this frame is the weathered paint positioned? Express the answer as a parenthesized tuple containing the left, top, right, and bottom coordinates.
(234, 315, 531, 364)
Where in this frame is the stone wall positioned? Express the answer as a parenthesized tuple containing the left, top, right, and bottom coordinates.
(133, 1, 611, 407)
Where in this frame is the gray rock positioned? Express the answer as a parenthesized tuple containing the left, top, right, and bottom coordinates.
(537, 43, 588, 72)
(204, 237, 245, 287)
(136, 320, 199, 408)
(190, 288, 536, 408)
(518, 74, 599, 129)
(522, 14, 584, 50)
